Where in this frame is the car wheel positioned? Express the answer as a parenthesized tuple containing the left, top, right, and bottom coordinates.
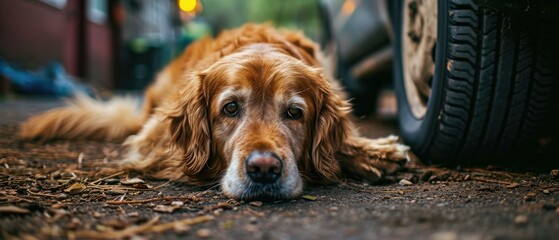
(393, 0, 557, 165)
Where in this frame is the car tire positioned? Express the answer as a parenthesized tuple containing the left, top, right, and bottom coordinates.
(393, 0, 558, 165)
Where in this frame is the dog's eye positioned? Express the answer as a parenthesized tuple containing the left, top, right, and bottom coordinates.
(286, 106, 303, 119)
(222, 102, 239, 117)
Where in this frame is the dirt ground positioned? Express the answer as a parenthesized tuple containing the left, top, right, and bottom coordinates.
(1, 98, 558, 240)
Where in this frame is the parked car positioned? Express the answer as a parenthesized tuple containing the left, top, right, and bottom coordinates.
(320, 0, 559, 165)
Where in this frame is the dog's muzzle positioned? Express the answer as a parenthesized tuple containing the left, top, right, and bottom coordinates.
(245, 151, 282, 184)
(222, 150, 301, 201)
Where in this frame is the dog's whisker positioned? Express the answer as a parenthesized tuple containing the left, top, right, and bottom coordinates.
(207, 182, 222, 191)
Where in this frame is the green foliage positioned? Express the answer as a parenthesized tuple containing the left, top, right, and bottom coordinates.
(200, 0, 323, 40)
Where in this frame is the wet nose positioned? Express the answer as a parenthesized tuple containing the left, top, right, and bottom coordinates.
(245, 151, 282, 184)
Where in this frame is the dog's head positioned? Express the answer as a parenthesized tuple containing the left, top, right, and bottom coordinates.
(166, 40, 352, 200)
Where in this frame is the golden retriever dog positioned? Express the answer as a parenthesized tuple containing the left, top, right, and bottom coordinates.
(20, 24, 409, 200)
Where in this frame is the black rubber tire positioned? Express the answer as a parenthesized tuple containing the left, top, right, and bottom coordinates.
(393, 0, 558, 165)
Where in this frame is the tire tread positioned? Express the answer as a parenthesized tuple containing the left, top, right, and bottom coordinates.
(424, 0, 556, 164)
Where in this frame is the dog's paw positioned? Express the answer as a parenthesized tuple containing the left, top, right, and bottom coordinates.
(339, 135, 410, 183)
(369, 135, 410, 165)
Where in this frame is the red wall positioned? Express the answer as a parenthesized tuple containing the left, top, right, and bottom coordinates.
(87, 21, 113, 88)
(0, 0, 69, 70)
(0, 0, 114, 88)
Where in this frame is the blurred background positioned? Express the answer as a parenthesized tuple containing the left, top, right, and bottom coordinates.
(0, 0, 394, 116)
(0, 0, 327, 93)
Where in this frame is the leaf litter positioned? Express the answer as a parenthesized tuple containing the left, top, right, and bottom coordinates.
(0, 129, 223, 238)
(1, 124, 559, 238)
(1, 125, 322, 238)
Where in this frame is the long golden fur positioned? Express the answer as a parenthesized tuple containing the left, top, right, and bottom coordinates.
(20, 24, 408, 200)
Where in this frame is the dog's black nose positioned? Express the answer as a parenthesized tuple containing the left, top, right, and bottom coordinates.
(245, 151, 282, 184)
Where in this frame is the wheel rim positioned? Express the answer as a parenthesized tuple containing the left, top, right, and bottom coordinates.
(402, 0, 438, 119)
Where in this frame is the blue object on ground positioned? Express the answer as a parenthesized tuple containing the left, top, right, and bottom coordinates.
(0, 58, 94, 97)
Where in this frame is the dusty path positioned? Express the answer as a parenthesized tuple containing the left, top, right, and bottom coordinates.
(1, 98, 558, 239)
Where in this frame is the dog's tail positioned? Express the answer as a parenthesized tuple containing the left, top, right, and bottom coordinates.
(20, 94, 144, 141)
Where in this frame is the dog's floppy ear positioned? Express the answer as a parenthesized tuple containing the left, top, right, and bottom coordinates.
(165, 72, 218, 180)
(304, 72, 353, 183)
(283, 31, 318, 64)
(276, 30, 319, 66)
(304, 71, 409, 184)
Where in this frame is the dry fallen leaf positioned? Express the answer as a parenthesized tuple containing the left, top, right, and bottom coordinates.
(0, 205, 30, 214)
(67, 217, 82, 230)
(302, 195, 317, 201)
(149, 215, 213, 233)
(222, 220, 234, 229)
(173, 224, 191, 234)
(216, 202, 234, 210)
(249, 201, 263, 207)
(73, 216, 161, 239)
(120, 178, 145, 185)
(196, 228, 212, 238)
(34, 174, 47, 180)
(399, 179, 413, 186)
(131, 183, 152, 189)
(524, 192, 537, 201)
(64, 182, 86, 194)
(93, 211, 103, 218)
(515, 215, 528, 225)
(153, 205, 181, 213)
(120, 177, 152, 189)
(51, 203, 66, 209)
(104, 179, 121, 185)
